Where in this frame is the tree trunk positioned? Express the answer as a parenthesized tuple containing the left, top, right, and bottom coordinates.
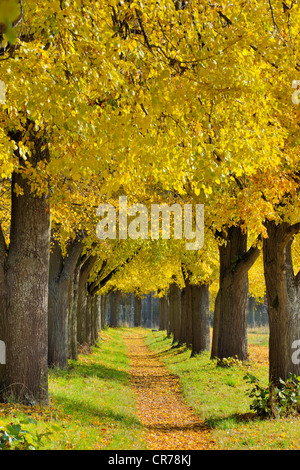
(191, 284, 211, 356)
(213, 225, 260, 361)
(94, 295, 101, 341)
(109, 290, 120, 328)
(179, 287, 187, 344)
(263, 220, 300, 383)
(210, 289, 220, 359)
(159, 295, 168, 331)
(85, 293, 100, 347)
(77, 255, 97, 346)
(48, 236, 83, 368)
(86, 295, 93, 347)
(48, 276, 71, 369)
(248, 296, 255, 327)
(101, 295, 107, 329)
(180, 276, 193, 348)
(0, 229, 7, 388)
(145, 294, 152, 328)
(168, 283, 181, 344)
(134, 295, 142, 327)
(167, 289, 174, 337)
(89, 295, 98, 345)
(69, 258, 81, 361)
(4, 167, 50, 404)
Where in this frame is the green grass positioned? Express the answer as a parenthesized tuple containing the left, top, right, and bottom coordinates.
(144, 327, 300, 450)
(248, 326, 269, 347)
(1, 325, 300, 450)
(0, 328, 147, 450)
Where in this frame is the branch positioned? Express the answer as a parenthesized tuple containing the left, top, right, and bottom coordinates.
(80, 253, 97, 279)
(236, 235, 262, 276)
(60, 239, 85, 282)
(280, 222, 300, 250)
(268, 0, 287, 44)
(94, 246, 142, 292)
(135, 8, 152, 52)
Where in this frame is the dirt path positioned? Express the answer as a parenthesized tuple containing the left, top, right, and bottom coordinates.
(124, 331, 216, 450)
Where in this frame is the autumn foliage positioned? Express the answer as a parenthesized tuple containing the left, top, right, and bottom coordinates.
(0, 2, 300, 454)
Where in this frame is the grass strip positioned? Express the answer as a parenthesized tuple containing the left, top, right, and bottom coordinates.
(0, 327, 147, 450)
(144, 327, 300, 450)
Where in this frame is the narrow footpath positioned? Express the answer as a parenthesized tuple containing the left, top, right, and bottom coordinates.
(124, 331, 216, 450)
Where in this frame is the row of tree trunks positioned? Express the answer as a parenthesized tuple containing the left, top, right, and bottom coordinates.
(160, 278, 211, 357)
(105, 291, 158, 328)
(2, 168, 300, 406)
(156, 225, 259, 364)
(101, 296, 107, 330)
(263, 220, 300, 383)
(48, 237, 101, 368)
(159, 295, 169, 331)
(211, 220, 300, 386)
(168, 283, 181, 344)
(109, 290, 121, 328)
(68, 259, 81, 362)
(191, 283, 211, 357)
(211, 225, 260, 361)
(48, 236, 84, 368)
(134, 295, 142, 327)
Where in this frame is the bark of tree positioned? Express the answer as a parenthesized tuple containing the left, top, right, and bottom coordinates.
(0, 131, 51, 404)
(0, 229, 7, 388)
(96, 296, 101, 339)
(100, 295, 107, 329)
(191, 284, 211, 357)
(68, 258, 81, 361)
(77, 255, 97, 346)
(263, 219, 300, 383)
(85, 293, 100, 347)
(48, 236, 83, 368)
(159, 295, 168, 331)
(94, 295, 101, 341)
(248, 296, 256, 327)
(180, 276, 193, 348)
(210, 290, 220, 359)
(168, 283, 181, 344)
(134, 295, 142, 327)
(146, 294, 152, 328)
(109, 290, 121, 328)
(85, 294, 93, 347)
(212, 225, 260, 361)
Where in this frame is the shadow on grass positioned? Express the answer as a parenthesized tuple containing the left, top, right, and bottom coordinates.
(50, 361, 129, 385)
(153, 346, 190, 360)
(204, 412, 260, 430)
(52, 393, 143, 429)
(146, 335, 169, 346)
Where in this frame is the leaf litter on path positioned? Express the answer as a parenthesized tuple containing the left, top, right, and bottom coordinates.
(124, 332, 216, 450)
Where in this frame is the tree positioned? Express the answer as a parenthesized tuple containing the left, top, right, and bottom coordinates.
(110, 0, 288, 364)
(0, 0, 167, 403)
(263, 221, 300, 383)
(211, 226, 261, 360)
(2, 0, 300, 404)
(191, 283, 210, 357)
(48, 233, 84, 368)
